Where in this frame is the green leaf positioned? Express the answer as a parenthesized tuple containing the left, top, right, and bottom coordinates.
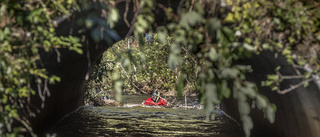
(267, 74, 279, 81)
(114, 80, 123, 105)
(221, 68, 239, 78)
(85, 18, 94, 29)
(167, 23, 176, 31)
(72, 47, 83, 54)
(2, 94, 7, 104)
(168, 54, 183, 70)
(273, 17, 281, 25)
(205, 83, 219, 104)
(262, 43, 272, 50)
(243, 43, 255, 51)
(239, 101, 250, 115)
(264, 80, 273, 86)
(91, 27, 101, 42)
(108, 8, 119, 28)
(256, 95, 267, 109)
(49, 75, 61, 84)
(304, 72, 311, 78)
(174, 29, 186, 45)
(271, 86, 278, 91)
(276, 43, 283, 48)
(138, 15, 148, 28)
(157, 26, 167, 44)
(242, 82, 257, 98)
(207, 18, 221, 34)
(297, 59, 306, 66)
(181, 11, 203, 27)
(266, 105, 275, 123)
(221, 26, 234, 43)
(170, 44, 181, 55)
(282, 48, 291, 55)
(316, 34, 320, 41)
(176, 74, 186, 97)
(0, 29, 4, 41)
(242, 115, 253, 137)
(303, 81, 309, 88)
(221, 80, 231, 98)
(208, 47, 218, 61)
(224, 13, 235, 22)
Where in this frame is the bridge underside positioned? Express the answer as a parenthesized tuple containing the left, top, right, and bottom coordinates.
(28, 1, 320, 136)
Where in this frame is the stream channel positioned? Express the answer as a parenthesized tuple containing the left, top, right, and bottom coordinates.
(49, 95, 245, 136)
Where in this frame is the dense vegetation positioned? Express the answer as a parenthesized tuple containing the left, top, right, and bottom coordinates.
(0, 0, 81, 136)
(85, 35, 198, 105)
(1, 0, 320, 136)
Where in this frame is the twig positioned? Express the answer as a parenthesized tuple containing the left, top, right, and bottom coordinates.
(54, 48, 61, 63)
(124, 0, 131, 28)
(119, 63, 148, 94)
(157, 3, 178, 19)
(277, 71, 304, 79)
(14, 117, 36, 137)
(85, 39, 91, 80)
(125, 6, 141, 37)
(277, 78, 313, 94)
(185, 94, 187, 110)
(189, 0, 195, 12)
(181, 47, 196, 63)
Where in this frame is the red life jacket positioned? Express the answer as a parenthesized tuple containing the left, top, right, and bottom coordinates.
(143, 97, 166, 106)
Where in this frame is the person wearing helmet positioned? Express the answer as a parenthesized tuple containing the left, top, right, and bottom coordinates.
(142, 91, 166, 106)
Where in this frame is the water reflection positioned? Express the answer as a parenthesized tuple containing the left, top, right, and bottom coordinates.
(49, 95, 244, 137)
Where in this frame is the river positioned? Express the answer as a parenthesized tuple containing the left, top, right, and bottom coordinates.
(49, 95, 244, 137)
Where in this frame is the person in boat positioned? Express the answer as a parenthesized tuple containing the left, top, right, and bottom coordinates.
(142, 91, 166, 106)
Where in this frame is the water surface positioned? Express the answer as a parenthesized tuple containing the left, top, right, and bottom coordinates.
(50, 95, 244, 136)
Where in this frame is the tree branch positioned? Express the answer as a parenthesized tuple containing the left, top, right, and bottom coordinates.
(277, 78, 313, 94)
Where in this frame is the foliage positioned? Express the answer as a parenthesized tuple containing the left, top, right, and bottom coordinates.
(132, 1, 276, 136)
(98, 0, 318, 136)
(0, 0, 82, 135)
(224, 0, 320, 95)
(1, 0, 320, 137)
(87, 0, 275, 136)
(0, 0, 120, 136)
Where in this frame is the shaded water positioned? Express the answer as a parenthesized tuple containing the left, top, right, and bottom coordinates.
(50, 95, 244, 136)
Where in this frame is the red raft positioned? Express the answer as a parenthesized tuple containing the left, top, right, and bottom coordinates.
(143, 97, 166, 106)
